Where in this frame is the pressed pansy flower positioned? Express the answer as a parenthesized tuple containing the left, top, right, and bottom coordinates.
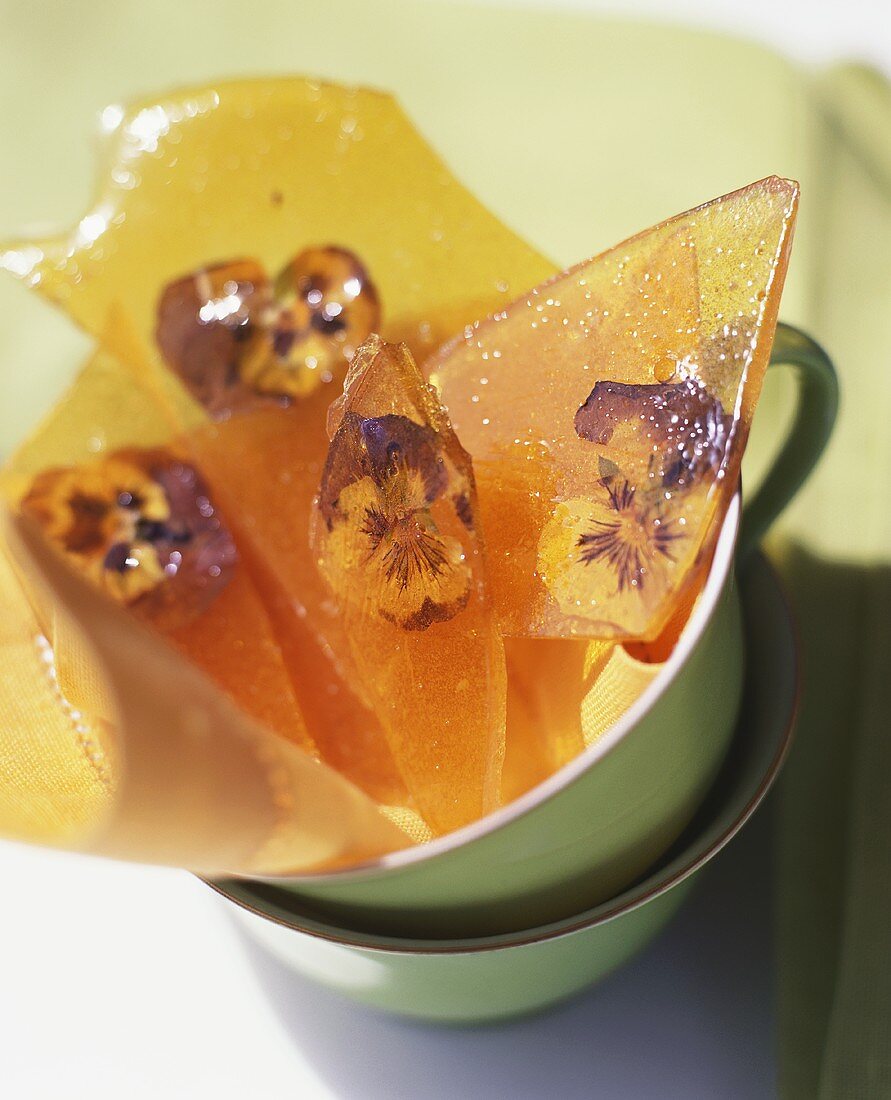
(537, 473, 704, 637)
(312, 336, 504, 833)
(21, 448, 236, 631)
(316, 411, 472, 630)
(156, 245, 380, 417)
(431, 176, 799, 641)
(250, 246, 381, 396)
(575, 480, 682, 587)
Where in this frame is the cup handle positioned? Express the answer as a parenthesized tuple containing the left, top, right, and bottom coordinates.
(737, 322, 839, 564)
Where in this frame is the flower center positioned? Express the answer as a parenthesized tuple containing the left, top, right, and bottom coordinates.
(363, 504, 450, 589)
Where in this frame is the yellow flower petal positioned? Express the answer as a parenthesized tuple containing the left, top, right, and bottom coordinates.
(320, 472, 471, 631)
(538, 490, 684, 637)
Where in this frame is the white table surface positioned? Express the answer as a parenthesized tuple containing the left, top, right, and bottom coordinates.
(0, 2, 887, 1097)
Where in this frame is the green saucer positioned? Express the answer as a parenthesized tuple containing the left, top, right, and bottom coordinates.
(212, 553, 797, 1024)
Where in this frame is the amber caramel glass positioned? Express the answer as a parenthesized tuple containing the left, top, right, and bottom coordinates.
(431, 177, 798, 642)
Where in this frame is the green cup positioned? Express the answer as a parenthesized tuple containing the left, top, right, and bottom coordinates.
(219, 323, 836, 941)
(213, 552, 798, 1024)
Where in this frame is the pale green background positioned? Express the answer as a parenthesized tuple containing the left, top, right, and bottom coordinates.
(1, 3, 889, 1098)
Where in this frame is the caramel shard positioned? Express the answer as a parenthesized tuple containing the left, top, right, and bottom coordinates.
(4, 77, 552, 384)
(4, 343, 315, 757)
(156, 247, 380, 417)
(312, 336, 505, 832)
(431, 177, 798, 640)
(4, 76, 553, 818)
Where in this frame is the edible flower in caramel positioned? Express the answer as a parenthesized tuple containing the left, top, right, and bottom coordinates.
(431, 176, 798, 641)
(7, 77, 552, 396)
(574, 378, 731, 486)
(21, 448, 235, 631)
(538, 474, 702, 627)
(157, 246, 380, 416)
(316, 409, 473, 630)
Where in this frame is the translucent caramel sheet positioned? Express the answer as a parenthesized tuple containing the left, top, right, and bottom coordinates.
(502, 637, 589, 802)
(0, 335, 407, 873)
(431, 177, 798, 641)
(2, 77, 553, 382)
(2, 515, 407, 872)
(312, 337, 505, 832)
